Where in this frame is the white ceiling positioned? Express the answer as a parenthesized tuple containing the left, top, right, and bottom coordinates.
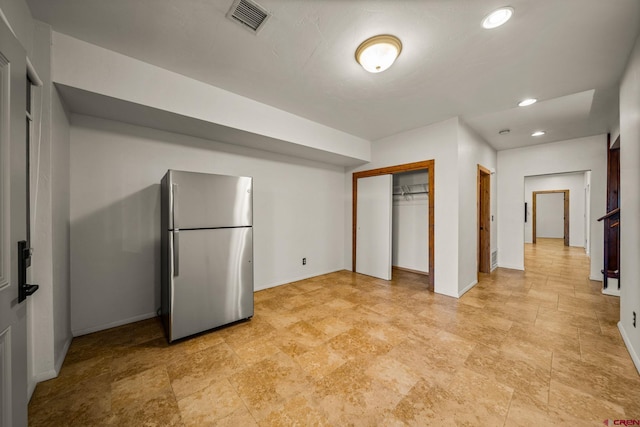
(26, 0, 640, 149)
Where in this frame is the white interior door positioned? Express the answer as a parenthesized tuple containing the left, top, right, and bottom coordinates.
(356, 174, 392, 280)
(0, 19, 29, 427)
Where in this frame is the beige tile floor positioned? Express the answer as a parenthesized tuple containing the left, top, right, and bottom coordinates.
(29, 238, 640, 425)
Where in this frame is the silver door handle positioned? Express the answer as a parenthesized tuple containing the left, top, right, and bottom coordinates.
(173, 230, 179, 277)
(172, 183, 179, 230)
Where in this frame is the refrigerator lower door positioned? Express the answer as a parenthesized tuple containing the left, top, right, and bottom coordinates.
(169, 227, 253, 342)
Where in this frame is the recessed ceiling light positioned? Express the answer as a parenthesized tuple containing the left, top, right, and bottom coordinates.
(482, 7, 514, 29)
(531, 131, 546, 137)
(498, 129, 511, 135)
(518, 98, 537, 107)
(355, 35, 402, 73)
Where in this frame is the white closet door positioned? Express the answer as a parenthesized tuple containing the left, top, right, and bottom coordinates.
(356, 174, 392, 280)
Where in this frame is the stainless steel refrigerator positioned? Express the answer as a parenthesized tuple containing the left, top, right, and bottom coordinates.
(160, 170, 253, 342)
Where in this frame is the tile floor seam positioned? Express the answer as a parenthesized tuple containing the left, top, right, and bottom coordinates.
(503, 391, 515, 427)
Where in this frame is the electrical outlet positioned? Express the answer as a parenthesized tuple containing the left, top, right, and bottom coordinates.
(634, 311, 637, 328)
(302, 258, 306, 265)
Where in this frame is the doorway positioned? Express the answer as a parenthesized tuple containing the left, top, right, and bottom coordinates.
(477, 165, 491, 273)
(392, 171, 429, 276)
(352, 160, 435, 290)
(532, 190, 569, 246)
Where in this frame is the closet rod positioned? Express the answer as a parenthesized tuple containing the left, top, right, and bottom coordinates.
(393, 191, 429, 196)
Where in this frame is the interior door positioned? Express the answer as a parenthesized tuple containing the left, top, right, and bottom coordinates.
(563, 191, 570, 247)
(356, 174, 392, 280)
(0, 19, 29, 427)
(478, 166, 491, 273)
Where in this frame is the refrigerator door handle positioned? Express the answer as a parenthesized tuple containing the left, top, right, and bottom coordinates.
(172, 183, 179, 230)
(173, 230, 179, 277)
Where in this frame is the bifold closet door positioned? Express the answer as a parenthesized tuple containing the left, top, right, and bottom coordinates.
(356, 174, 392, 280)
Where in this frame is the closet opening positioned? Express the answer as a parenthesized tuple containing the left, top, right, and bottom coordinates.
(352, 160, 434, 291)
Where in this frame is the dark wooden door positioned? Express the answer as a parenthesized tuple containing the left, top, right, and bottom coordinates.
(602, 135, 620, 289)
(478, 166, 491, 273)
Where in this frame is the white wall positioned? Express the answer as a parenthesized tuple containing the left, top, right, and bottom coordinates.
(584, 171, 591, 255)
(611, 126, 620, 147)
(345, 117, 496, 298)
(497, 135, 606, 279)
(346, 118, 459, 297)
(618, 30, 640, 374)
(524, 173, 587, 246)
(457, 120, 497, 295)
(70, 115, 346, 335)
(51, 86, 71, 371)
(28, 21, 73, 392)
(1, 0, 72, 396)
(392, 172, 428, 273)
(28, 21, 55, 391)
(0, 0, 33, 54)
(534, 193, 564, 238)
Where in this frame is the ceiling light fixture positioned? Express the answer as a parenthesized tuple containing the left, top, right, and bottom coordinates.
(531, 130, 546, 137)
(482, 7, 514, 29)
(498, 129, 511, 135)
(355, 35, 402, 73)
(518, 98, 537, 107)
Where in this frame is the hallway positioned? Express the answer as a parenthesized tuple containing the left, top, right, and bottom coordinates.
(28, 240, 639, 425)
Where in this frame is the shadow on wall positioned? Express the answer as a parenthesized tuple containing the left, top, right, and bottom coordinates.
(70, 184, 161, 333)
(69, 114, 346, 174)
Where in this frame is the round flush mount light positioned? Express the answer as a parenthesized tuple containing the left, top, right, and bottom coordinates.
(355, 35, 402, 73)
(518, 98, 537, 107)
(531, 130, 546, 137)
(482, 7, 514, 29)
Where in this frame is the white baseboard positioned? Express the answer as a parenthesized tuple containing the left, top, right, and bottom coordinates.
(589, 275, 603, 281)
(32, 334, 71, 382)
(27, 379, 36, 401)
(73, 270, 345, 336)
(254, 268, 343, 292)
(28, 336, 73, 400)
(392, 265, 429, 276)
(618, 322, 640, 375)
(55, 336, 72, 374)
(72, 311, 157, 337)
(497, 264, 525, 271)
(458, 280, 478, 298)
(32, 368, 57, 384)
(434, 288, 458, 298)
(602, 287, 620, 297)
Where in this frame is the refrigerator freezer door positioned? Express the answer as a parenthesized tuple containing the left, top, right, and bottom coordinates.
(168, 170, 252, 230)
(169, 227, 253, 341)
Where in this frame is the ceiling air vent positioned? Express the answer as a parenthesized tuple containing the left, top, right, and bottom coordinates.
(227, 0, 270, 33)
